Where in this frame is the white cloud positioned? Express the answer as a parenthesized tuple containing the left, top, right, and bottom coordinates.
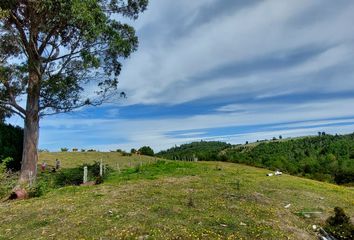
(38, 97, 354, 151)
(116, 0, 354, 105)
(9, 1, 354, 152)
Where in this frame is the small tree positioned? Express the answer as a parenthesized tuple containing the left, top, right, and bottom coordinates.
(0, 0, 148, 183)
(139, 146, 154, 156)
(60, 148, 68, 152)
(324, 207, 354, 240)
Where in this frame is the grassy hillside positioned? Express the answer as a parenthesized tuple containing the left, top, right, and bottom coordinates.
(0, 152, 353, 239)
(158, 134, 354, 184)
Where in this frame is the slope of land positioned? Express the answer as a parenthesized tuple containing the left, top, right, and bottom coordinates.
(0, 152, 353, 239)
(158, 134, 354, 184)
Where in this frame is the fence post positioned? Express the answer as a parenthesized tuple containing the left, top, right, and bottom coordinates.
(100, 159, 103, 177)
(83, 166, 88, 184)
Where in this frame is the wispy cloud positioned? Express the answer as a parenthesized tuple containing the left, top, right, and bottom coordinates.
(8, 1, 354, 152)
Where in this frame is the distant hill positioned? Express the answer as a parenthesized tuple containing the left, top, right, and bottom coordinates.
(157, 141, 231, 161)
(157, 134, 354, 184)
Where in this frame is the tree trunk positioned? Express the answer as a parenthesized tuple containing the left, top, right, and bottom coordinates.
(19, 113, 39, 183)
(19, 68, 40, 184)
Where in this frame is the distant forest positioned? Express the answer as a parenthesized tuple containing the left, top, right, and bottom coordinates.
(157, 141, 231, 161)
(157, 134, 354, 184)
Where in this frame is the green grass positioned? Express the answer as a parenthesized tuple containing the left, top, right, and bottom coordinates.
(39, 151, 157, 169)
(0, 153, 353, 239)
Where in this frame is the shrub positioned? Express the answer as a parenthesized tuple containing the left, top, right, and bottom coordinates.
(122, 151, 132, 156)
(0, 123, 23, 171)
(139, 146, 154, 156)
(324, 207, 354, 240)
(0, 158, 17, 198)
(61, 148, 68, 152)
(28, 176, 53, 198)
(72, 148, 78, 152)
(54, 161, 112, 187)
(334, 170, 354, 185)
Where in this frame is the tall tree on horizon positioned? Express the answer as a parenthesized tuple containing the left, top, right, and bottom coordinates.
(0, 0, 148, 184)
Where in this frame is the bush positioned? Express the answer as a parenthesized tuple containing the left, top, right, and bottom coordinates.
(61, 148, 68, 152)
(334, 170, 354, 185)
(28, 177, 53, 198)
(121, 151, 132, 156)
(55, 167, 84, 187)
(324, 207, 354, 239)
(0, 158, 17, 198)
(54, 161, 112, 187)
(0, 123, 23, 171)
(139, 146, 154, 156)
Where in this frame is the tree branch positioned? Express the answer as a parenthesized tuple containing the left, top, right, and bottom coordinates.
(9, 11, 30, 54)
(0, 101, 25, 119)
(2, 81, 26, 115)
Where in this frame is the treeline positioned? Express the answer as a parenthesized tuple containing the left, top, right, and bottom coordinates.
(224, 134, 354, 184)
(0, 123, 23, 170)
(157, 141, 231, 161)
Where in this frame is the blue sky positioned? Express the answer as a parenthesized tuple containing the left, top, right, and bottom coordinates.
(8, 0, 354, 152)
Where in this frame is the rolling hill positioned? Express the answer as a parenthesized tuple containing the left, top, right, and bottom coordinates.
(0, 152, 353, 239)
(157, 134, 354, 184)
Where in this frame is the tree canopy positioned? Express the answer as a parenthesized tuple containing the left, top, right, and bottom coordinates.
(0, 0, 148, 183)
(0, 0, 148, 117)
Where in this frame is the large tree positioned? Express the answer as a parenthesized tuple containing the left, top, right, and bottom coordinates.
(0, 0, 148, 184)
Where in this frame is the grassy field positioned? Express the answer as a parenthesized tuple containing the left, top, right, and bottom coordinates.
(39, 152, 158, 169)
(0, 152, 353, 239)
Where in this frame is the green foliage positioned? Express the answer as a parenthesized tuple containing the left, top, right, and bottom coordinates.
(54, 161, 110, 187)
(0, 123, 23, 170)
(0, 0, 148, 116)
(157, 136, 354, 184)
(324, 207, 354, 240)
(27, 161, 113, 198)
(60, 148, 69, 152)
(224, 134, 354, 184)
(139, 146, 154, 156)
(0, 158, 17, 198)
(54, 167, 84, 187)
(157, 141, 231, 161)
